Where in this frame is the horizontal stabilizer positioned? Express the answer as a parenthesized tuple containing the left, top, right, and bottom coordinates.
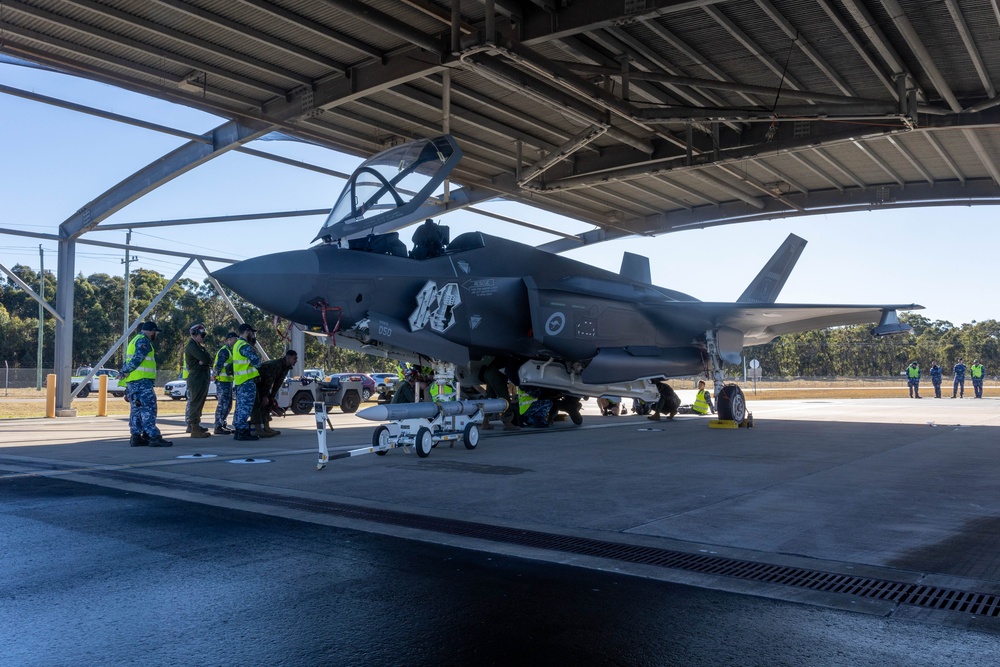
(738, 233, 807, 303)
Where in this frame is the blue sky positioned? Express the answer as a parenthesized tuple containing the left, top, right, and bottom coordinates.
(1, 60, 996, 327)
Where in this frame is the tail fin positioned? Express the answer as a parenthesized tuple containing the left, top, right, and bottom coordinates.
(620, 252, 651, 284)
(737, 233, 807, 303)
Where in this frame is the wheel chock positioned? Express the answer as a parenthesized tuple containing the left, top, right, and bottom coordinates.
(708, 419, 738, 429)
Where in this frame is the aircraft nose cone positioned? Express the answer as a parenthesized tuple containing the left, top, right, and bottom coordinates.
(212, 249, 320, 321)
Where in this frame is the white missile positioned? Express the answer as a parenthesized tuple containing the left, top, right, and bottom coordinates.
(357, 398, 509, 422)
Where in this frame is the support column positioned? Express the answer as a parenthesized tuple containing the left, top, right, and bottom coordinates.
(291, 325, 305, 379)
(54, 238, 77, 416)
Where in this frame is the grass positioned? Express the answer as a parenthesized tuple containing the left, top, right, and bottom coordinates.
(3, 379, 981, 419)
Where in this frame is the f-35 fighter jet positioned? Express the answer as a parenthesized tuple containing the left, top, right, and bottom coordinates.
(213, 136, 920, 420)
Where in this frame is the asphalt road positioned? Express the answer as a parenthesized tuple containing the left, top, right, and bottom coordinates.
(3, 476, 998, 667)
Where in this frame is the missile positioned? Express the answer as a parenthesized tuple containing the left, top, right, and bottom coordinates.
(357, 399, 509, 422)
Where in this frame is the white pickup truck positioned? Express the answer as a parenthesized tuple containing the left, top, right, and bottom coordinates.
(70, 367, 126, 398)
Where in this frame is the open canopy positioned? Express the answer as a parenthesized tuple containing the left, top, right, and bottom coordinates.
(315, 135, 462, 243)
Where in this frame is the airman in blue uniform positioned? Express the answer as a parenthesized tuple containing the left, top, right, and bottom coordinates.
(213, 331, 238, 434)
(929, 362, 943, 398)
(232, 322, 262, 440)
(121, 321, 172, 447)
(906, 362, 921, 399)
(952, 358, 967, 398)
(971, 360, 985, 398)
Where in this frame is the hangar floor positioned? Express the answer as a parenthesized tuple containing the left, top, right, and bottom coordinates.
(2, 396, 999, 633)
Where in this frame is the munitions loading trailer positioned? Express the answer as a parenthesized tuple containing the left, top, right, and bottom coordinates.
(277, 375, 365, 415)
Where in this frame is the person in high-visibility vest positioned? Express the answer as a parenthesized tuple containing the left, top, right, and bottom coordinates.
(430, 381, 456, 402)
(212, 331, 238, 434)
(231, 322, 262, 441)
(516, 385, 552, 427)
(906, 362, 922, 399)
(971, 360, 985, 398)
(679, 380, 716, 416)
(121, 321, 172, 447)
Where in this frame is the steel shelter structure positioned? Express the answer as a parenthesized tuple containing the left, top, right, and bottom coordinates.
(3, 0, 1000, 412)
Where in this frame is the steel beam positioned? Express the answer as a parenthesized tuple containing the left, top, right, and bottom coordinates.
(53, 240, 76, 413)
(59, 120, 273, 240)
(0, 261, 63, 324)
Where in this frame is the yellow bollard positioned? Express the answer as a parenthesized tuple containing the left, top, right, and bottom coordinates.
(97, 374, 108, 417)
(46, 373, 56, 418)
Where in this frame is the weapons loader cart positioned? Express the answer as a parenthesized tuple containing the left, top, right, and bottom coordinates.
(277, 375, 364, 415)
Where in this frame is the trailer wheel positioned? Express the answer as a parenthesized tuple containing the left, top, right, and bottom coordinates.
(340, 390, 360, 414)
(415, 427, 433, 458)
(291, 391, 314, 415)
(717, 385, 747, 423)
(463, 422, 480, 449)
(372, 425, 390, 455)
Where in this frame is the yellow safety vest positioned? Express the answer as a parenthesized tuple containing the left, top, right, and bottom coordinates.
(182, 357, 188, 379)
(971, 364, 984, 379)
(692, 388, 710, 415)
(124, 334, 156, 383)
(214, 346, 233, 383)
(232, 339, 259, 386)
(907, 365, 920, 379)
(430, 382, 455, 402)
(517, 388, 536, 415)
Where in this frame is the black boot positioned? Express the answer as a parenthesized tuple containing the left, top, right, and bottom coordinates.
(129, 434, 147, 447)
(234, 429, 259, 441)
(147, 435, 173, 447)
(214, 425, 234, 435)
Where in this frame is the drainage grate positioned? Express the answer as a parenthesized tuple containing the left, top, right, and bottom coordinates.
(5, 457, 999, 619)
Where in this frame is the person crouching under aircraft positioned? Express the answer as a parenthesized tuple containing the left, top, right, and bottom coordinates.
(517, 385, 553, 428)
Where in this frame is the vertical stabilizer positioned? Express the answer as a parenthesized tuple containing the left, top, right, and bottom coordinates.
(737, 233, 807, 303)
(620, 252, 651, 284)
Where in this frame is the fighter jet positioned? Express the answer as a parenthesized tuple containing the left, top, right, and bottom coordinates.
(213, 136, 920, 420)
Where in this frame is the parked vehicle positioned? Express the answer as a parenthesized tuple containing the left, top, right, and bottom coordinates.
(163, 379, 218, 400)
(301, 368, 326, 381)
(71, 367, 126, 398)
(370, 373, 398, 401)
(329, 372, 376, 402)
(276, 375, 364, 415)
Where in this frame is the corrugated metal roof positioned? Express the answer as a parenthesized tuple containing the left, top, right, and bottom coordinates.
(4, 0, 1000, 245)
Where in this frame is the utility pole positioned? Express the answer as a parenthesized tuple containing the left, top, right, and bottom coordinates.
(122, 230, 137, 363)
(36, 245, 44, 391)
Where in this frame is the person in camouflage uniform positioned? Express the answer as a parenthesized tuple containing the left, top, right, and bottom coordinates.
(213, 331, 238, 434)
(121, 321, 172, 447)
(971, 360, 985, 398)
(952, 358, 967, 398)
(929, 361, 943, 398)
(252, 350, 298, 438)
(232, 323, 262, 441)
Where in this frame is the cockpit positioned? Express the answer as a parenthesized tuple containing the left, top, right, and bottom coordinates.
(346, 222, 486, 260)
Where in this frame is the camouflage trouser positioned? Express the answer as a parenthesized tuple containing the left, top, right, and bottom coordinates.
(126, 381, 161, 438)
(907, 378, 920, 396)
(521, 399, 552, 427)
(233, 381, 256, 429)
(214, 381, 233, 427)
(953, 377, 965, 397)
(973, 379, 984, 398)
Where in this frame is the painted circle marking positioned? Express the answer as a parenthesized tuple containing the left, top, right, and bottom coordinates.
(545, 312, 566, 336)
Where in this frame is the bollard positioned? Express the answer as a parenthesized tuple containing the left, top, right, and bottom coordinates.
(46, 373, 56, 418)
(97, 375, 108, 417)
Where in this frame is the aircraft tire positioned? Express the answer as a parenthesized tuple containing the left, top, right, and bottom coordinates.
(291, 391, 314, 415)
(717, 385, 747, 423)
(463, 423, 479, 450)
(415, 427, 433, 458)
(373, 425, 390, 455)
